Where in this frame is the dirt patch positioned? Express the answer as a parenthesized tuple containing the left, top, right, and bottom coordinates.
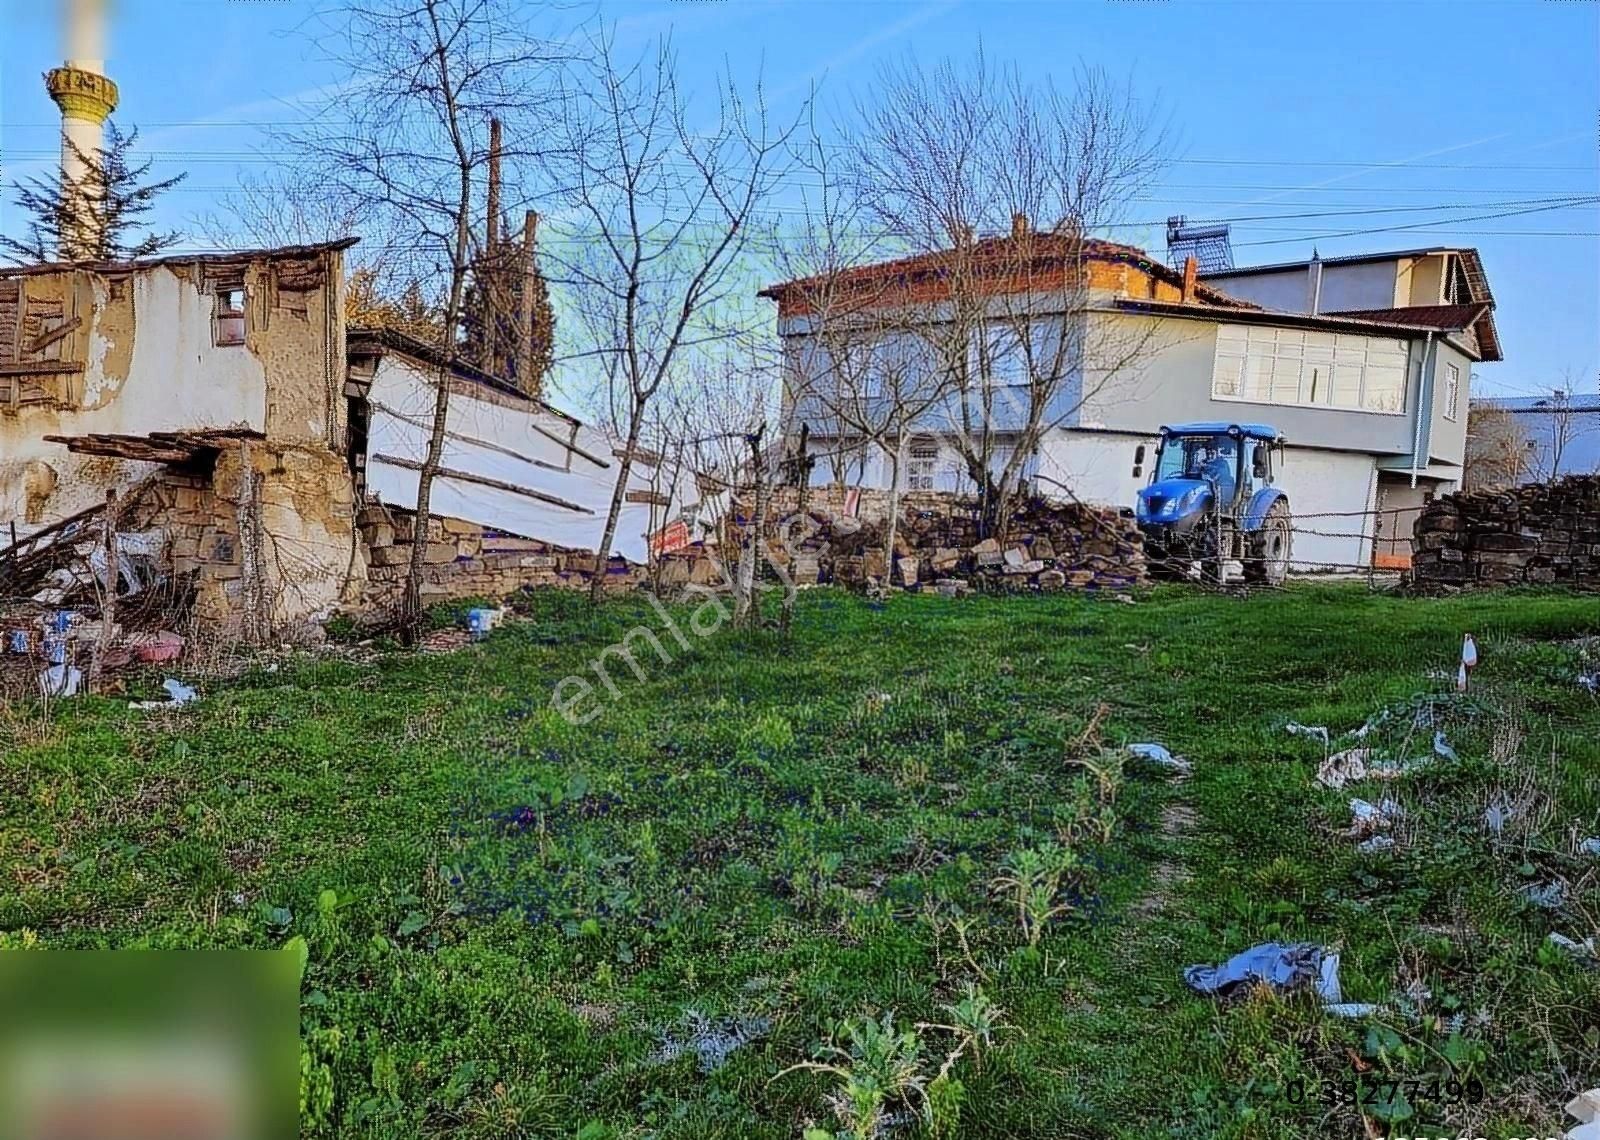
(1160, 802, 1197, 836)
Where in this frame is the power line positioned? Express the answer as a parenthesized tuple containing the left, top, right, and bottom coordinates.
(1232, 198, 1600, 248)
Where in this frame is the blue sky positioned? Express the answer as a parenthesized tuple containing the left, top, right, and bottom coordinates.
(3, 0, 1596, 398)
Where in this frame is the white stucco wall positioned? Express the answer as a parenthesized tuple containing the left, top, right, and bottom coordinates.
(365, 353, 689, 563)
(1, 265, 272, 533)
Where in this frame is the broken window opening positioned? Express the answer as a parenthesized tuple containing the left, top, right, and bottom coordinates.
(214, 284, 247, 346)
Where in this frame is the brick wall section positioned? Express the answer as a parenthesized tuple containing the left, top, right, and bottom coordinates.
(1411, 475, 1600, 588)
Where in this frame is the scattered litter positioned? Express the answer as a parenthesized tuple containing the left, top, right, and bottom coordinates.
(1432, 731, 1459, 763)
(1548, 932, 1597, 963)
(1578, 837, 1600, 857)
(1114, 593, 1136, 604)
(1127, 742, 1191, 774)
(1183, 942, 1337, 1000)
(1580, 672, 1600, 694)
(129, 678, 198, 711)
(128, 630, 185, 664)
(1519, 881, 1566, 910)
(1483, 799, 1514, 836)
(1349, 798, 1404, 835)
(1457, 633, 1478, 693)
(1317, 748, 1369, 789)
(37, 664, 82, 698)
(1355, 835, 1395, 854)
(1325, 1002, 1384, 1019)
(652, 1010, 771, 1073)
(1568, 1087, 1600, 1140)
(1286, 722, 1330, 745)
(1367, 756, 1429, 779)
(465, 606, 507, 641)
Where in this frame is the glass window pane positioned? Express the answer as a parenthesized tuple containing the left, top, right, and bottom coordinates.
(1213, 353, 1244, 397)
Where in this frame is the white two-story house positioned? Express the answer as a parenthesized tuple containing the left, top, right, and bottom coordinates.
(762, 229, 1501, 571)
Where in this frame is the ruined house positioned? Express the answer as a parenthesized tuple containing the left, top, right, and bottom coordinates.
(0, 240, 693, 637)
(1, 241, 360, 631)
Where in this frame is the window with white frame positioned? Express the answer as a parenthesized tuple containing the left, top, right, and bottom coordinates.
(1212, 325, 1407, 414)
(907, 436, 939, 490)
(1444, 363, 1460, 421)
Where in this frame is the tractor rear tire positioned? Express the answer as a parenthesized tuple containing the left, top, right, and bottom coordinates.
(1245, 500, 1292, 585)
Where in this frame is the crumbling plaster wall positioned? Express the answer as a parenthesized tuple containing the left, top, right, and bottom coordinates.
(1, 251, 347, 538)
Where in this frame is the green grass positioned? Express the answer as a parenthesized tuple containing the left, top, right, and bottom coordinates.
(2, 584, 1597, 1138)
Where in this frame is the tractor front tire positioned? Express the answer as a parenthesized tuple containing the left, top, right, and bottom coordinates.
(1245, 500, 1292, 585)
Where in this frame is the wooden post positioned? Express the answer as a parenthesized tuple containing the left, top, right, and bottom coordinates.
(87, 488, 117, 693)
(517, 210, 538, 398)
(485, 117, 501, 253)
(478, 117, 503, 374)
(238, 440, 265, 646)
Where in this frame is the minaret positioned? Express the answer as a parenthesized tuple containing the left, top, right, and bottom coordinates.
(44, 0, 119, 260)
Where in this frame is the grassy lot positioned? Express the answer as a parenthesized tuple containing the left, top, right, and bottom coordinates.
(2, 584, 1597, 1138)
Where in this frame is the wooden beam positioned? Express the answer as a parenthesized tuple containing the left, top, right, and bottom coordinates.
(0, 360, 85, 376)
(368, 400, 566, 474)
(371, 453, 592, 515)
(26, 315, 82, 355)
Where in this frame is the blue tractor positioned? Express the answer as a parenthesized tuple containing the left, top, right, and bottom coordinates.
(1133, 422, 1292, 585)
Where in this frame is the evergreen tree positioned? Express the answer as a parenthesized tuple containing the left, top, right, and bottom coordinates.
(1, 122, 186, 263)
(460, 232, 556, 397)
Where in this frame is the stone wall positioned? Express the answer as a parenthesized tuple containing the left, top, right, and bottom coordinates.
(1411, 475, 1600, 588)
(734, 487, 1146, 591)
(123, 441, 360, 630)
(358, 505, 678, 604)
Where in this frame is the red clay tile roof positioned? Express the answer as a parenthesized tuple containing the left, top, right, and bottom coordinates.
(759, 233, 1259, 311)
(1327, 303, 1502, 362)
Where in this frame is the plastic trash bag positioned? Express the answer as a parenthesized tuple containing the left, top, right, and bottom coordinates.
(129, 678, 198, 711)
(1520, 881, 1566, 910)
(1568, 1087, 1600, 1140)
(1356, 835, 1395, 854)
(1286, 722, 1330, 745)
(1483, 800, 1513, 836)
(1349, 798, 1404, 834)
(1325, 1002, 1383, 1018)
(1433, 731, 1460, 763)
(1182, 942, 1338, 1000)
(1579, 837, 1600, 857)
(38, 664, 82, 698)
(1127, 743, 1191, 774)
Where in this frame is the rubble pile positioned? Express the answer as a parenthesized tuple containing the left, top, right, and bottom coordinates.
(1412, 475, 1600, 589)
(733, 488, 1146, 593)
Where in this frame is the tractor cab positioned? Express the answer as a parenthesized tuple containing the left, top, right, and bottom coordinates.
(1133, 423, 1292, 584)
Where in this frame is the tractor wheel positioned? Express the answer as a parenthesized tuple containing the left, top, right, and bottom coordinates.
(1245, 500, 1292, 585)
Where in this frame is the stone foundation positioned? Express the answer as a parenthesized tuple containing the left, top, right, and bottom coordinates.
(358, 505, 682, 604)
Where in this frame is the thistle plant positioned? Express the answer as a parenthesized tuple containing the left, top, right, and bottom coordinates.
(992, 841, 1080, 947)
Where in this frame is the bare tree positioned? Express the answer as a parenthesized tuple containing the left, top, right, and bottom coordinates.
(1465, 402, 1531, 490)
(285, 0, 564, 643)
(848, 51, 1168, 537)
(544, 31, 801, 604)
(766, 125, 950, 581)
(1531, 376, 1597, 480)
